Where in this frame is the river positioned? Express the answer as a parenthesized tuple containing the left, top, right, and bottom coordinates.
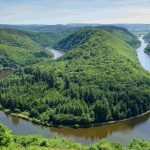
(0, 36, 150, 145)
(46, 48, 64, 59)
(136, 36, 150, 71)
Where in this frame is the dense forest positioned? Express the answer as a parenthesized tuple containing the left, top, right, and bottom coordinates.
(0, 123, 150, 150)
(0, 28, 70, 70)
(25, 31, 69, 47)
(144, 32, 150, 55)
(54, 26, 140, 51)
(1, 26, 150, 128)
(0, 29, 51, 69)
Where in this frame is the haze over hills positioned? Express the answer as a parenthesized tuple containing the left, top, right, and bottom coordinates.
(0, 24, 77, 32)
(1, 24, 150, 33)
(68, 24, 150, 32)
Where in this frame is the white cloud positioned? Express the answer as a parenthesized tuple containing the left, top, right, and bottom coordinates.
(0, 0, 150, 24)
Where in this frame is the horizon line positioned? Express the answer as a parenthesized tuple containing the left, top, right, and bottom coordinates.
(1, 23, 150, 26)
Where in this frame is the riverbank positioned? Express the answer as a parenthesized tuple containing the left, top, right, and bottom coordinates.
(1, 104, 150, 129)
(1, 123, 150, 150)
(136, 36, 150, 71)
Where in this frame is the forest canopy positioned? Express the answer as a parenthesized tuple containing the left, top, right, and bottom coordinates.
(1, 26, 150, 128)
(0, 28, 69, 69)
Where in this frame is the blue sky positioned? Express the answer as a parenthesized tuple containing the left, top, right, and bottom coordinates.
(0, 0, 150, 24)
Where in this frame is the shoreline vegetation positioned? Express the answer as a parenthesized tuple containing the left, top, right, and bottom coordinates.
(1, 105, 150, 129)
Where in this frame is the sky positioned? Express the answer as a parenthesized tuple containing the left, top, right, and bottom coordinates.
(0, 0, 150, 25)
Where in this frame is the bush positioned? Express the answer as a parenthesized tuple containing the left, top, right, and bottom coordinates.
(0, 124, 13, 147)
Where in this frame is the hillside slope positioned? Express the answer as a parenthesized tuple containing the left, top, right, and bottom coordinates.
(1, 27, 150, 127)
(25, 31, 69, 47)
(0, 29, 52, 69)
(54, 26, 140, 51)
(144, 32, 150, 55)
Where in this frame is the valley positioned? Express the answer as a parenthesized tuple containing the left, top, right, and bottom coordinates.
(1, 0, 150, 149)
(1, 25, 150, 150)
(1, 35, 150, 146)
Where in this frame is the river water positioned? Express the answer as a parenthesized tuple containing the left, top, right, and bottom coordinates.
(0, 37, 150, 145)
(136, 36, 150, 71)
(46, 48, 64, 59)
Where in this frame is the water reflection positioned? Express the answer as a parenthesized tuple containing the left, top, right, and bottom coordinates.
(1, 108, 150, 145)
(50, 112, 150, 144)
(11, 117, 20, 125)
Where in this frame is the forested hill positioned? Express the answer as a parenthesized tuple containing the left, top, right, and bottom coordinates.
(0, 29, 53, 69)
(1, 27, 150, 127)
(54, 26, 140, 51)
(0, 24, 77, 32)
(0, 28, 69, 70)
(144, 32, 150, 55)
(54, 29, 97, 51)
(25, 31, 69, 47)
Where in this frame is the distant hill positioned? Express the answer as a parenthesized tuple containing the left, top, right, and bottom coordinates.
(25, 31, 69, 47)
(144, 32, 150, 43)
(68, 23, 150, 33)
(54, 26, 139, 51)
(0, 24, 77, 32)
(0, 29, 53, 69)
(1, 24, 150, 33)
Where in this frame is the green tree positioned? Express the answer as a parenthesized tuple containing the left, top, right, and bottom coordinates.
(0, 124, 13, 147)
